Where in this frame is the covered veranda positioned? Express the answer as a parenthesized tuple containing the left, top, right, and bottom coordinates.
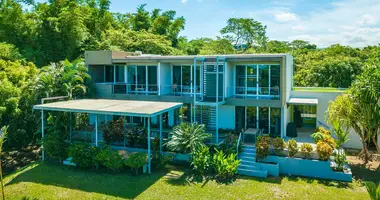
(33, 99, 183, 174)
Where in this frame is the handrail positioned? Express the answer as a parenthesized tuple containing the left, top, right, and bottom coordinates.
(236, 132, 243, 156)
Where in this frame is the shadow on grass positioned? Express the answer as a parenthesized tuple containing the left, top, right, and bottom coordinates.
(237, 174, 284, 184)
(350, 162, 380, 182)
(286, 175, 353, 189)
(6, 162, 169, 199)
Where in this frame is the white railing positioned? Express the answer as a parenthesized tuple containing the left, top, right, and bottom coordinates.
(236, 132, 243, 156)
(229, 86, 280, 99)
(113, 83, 159, 95)
(160, 84, 201, 96)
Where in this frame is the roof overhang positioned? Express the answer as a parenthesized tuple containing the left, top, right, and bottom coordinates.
(287, 98, 318, 105)
(33, 99, 183, 117)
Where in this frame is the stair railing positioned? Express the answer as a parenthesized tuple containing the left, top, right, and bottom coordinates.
(236, 132, 243, 157)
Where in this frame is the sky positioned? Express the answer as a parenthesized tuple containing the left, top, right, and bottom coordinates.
(35, 0, 380, 48)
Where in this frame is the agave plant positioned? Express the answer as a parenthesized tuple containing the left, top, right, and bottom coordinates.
(166, 123, 210, 153)
(365, 182, 380, 200)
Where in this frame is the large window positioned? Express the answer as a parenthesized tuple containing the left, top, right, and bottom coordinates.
(235, 64, 280, 99)
(126, 65, 157, 94)
(105, 65, 114, 82)
(172, 65, 201, 94)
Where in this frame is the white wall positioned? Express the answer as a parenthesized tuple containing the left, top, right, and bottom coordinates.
(290, 91, 362, 149)
(218, 105, 235, 129)
(225, 62, 234, 98)
(159, 63, 171, 95)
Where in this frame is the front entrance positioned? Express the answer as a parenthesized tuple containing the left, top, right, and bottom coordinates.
(290, 105, 317, 138)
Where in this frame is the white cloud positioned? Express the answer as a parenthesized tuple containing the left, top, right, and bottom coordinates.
(257, 0, 380, 47)
(274, 12, 298, 22)
(181, 0, 188, 4)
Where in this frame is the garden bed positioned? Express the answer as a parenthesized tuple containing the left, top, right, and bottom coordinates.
(260, 155, 352, 182)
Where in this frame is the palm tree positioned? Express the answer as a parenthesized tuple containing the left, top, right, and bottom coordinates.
(0, 126, 8, 200)
(166, 123, 211, 153)
(36, 74, 55, 98)
(365, 182, 380, 200)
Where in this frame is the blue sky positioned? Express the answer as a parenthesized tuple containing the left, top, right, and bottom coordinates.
(34, 0, 380, 47)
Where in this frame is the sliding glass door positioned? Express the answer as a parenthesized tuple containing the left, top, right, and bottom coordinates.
(127, 65, 157, 94)
(172, 65, 201, 95)
(235, 64, 280, 99)
(238, 106, 281, 136)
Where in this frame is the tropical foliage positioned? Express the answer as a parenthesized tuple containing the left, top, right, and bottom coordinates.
(365, 182, 380, 200)
(166, 123, 210, 153)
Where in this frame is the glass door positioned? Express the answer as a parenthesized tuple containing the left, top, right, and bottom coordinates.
(259, 65, 270, 96)
(247, 65, 257, 95)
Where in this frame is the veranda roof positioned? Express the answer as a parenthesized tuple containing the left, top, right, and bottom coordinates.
(33, 99, 183, 117)
(287, 98, 318, 105)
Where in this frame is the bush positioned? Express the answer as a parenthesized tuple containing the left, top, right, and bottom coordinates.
(95, 147, 126, 172)
(311, 127, 336, 149)
(126, 152, 147, 175)
(333, 149, 346, 171)
(316, 142, 333, 161)
(287, 139, 298, 157)
(255, 136, 270, 160)
(151, 152, 173, 169)
(271, 137, 286, 155)
(102, 119, 124, 144)
(166, 123, 210, 153)
(68, 143, 97, 168)
(191, 146, 211, 176)
(212, 149, 240, 183)
(300, 143, 313, 158)
(218, 133, 241, 155)
(44, 133, 69, 162)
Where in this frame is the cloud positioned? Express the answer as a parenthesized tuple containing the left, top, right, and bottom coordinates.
(274, 12, 298, 22)
(181, 0, 188, 4)
(257, 0, 380, 47)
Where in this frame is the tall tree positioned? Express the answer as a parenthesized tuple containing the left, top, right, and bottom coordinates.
(220, 18, 268, 52)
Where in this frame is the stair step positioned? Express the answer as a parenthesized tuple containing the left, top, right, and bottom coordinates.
(239, 156, 256, 162)
(238, 164, 260, 171)
(241, 160, 257, 165)
(240, 152, 256, 157)
(238, 168, 268, 178)
(242, 148, 256, 153)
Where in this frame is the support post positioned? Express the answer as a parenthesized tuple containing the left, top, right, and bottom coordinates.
(123, 116, 126, 146)
(41, 110, 45, 161)
(159, 114, 163, 154)
(147, 117, 151, 174)
(69, 112, 72, 142)
(95, 114, 98, 147)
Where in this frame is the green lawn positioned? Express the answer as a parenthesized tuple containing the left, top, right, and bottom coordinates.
(4, 162, 369, 200)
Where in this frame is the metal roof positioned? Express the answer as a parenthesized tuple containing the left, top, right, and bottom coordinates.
(33, 99, 183, 117)
(287, 98, 318, 105)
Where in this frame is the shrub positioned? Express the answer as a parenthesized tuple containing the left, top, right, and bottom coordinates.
(255, 136, 270, 160)
(126, 128, 139, 147)
(102, 119, 124, 144)
(43, 133, 69, 162)
(316, 142, 333, 161)
(287, 139, 298, 157)
(300, 143, 313, 158)
(126, 152, 147, 175)
(96, 147, 126, 172)
(271, 137, 286, 155)
(191, 146, 211, 176)
(333, 149, 347, 171)
(311, 127, 336, 149)
(68, 143, 97, 168)
(219, 133, 241, 155)
(151, 152, 173, 169)
(166, 123, 210, 153)
(212, 149, 240, 183)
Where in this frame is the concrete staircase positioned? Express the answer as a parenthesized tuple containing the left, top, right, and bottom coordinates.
(237, 145, 268, 178)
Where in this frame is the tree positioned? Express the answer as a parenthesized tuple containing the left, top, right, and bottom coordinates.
(199, 37, 236, 55)
(166, 123, 210, 153)
(220, 18, 268, 52)
(0, 126, 7, 200)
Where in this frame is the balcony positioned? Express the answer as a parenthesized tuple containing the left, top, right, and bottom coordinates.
(228, 86, 281, 100)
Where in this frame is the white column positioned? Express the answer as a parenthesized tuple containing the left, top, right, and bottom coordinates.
(147, 117, 151, 174)
(41, 110, 45, 161)
(159, 114, 163, 154)
(69, 112, 72, 142)
(95, 114, 98, 147)
(145, 65, 148, 95)
(123, 116, 126, 146)
(158, 62, 161, 95)
(113, 65, 116, 84)
(216, 105, 219, 144)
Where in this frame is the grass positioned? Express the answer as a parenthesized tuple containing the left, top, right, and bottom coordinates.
(293, 87, 346, 93)
(3, 162, 370, 200)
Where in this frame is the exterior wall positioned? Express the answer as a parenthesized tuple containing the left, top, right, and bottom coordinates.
(218, 105, 235, 129)
(159, 63, 171, 95)
(225, 62, 234, 98)
(85, 51, 112, 65)
(290, 91, 362, 149)
(94, 83, 113, 98)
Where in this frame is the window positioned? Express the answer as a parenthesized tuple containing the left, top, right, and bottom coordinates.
(105, 65, 114, 82)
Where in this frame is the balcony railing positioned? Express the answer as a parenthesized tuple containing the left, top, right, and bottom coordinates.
(228, 86, 280, 100)
(160, 84, 201, 96)
(113, 83, 159, 95)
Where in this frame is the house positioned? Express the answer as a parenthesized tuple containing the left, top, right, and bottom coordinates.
(84, 50, 365, 150)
